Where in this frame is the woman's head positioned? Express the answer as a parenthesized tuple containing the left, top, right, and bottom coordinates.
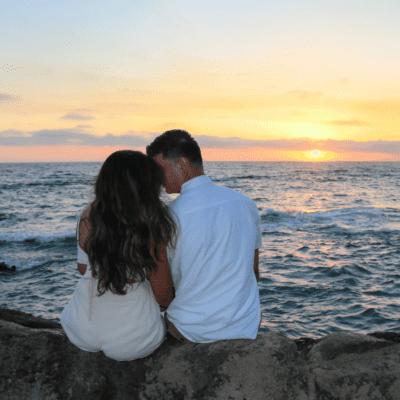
(95, 150, 164, 225)
(85, 150, 176, 295)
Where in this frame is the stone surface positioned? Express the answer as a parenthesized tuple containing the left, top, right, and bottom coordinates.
(0, 262, 16, 275)
(306, 332, 400, 400)
(1, 309, 400, 400)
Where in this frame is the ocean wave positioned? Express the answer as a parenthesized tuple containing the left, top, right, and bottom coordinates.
(0, 231, 75, 243)
(0, 257, 42, 271)
(211, 175, 268, 182)
(18, 260, 43, 271)
(211, 177, 232, 182)
(260, 206, 392, 233)
(0, 180, 90, 190)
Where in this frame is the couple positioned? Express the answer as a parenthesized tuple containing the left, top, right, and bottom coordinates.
(61, 130, 262, 361)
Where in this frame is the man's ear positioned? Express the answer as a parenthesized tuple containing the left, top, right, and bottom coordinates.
(176, 156, 188, 169)
(176, 157, 191, 178)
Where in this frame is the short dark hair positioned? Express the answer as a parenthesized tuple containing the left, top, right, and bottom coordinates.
(146, 129, 203, 166)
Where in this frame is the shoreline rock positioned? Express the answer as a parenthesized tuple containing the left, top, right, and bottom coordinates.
(0, 262, 16, 275)
(1, 308, 399, 399)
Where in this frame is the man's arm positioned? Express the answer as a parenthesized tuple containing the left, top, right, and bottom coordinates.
(253, 249, 259, 283)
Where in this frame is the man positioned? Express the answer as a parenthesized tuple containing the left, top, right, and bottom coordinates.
(146, 130, 261, 343)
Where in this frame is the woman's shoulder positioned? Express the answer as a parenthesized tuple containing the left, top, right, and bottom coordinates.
(77, 203, 94, 250)
(80, 203, 93, 220)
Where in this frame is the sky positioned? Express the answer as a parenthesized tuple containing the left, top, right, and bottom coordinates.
(0, 0, 399, 162)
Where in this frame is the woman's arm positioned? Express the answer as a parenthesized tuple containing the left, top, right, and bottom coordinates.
(253, 249, 259, 283)
(146, 244, 175, 311)
(77, 263, 87, 275)
(77, 205, 91, 276)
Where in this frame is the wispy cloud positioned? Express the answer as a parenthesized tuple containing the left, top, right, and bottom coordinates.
(323, 140, 400, 154)
(195, 136, 310, 150)
(0, 94, 17, 102)
(60, 114, 95, 121)
(326, 119, 372, 126)
(76, 125, 93, 129)
(0, 129, 156, 147)
(1, 129, 400, 154)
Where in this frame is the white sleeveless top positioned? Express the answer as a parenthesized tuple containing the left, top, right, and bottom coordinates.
(60, 215, 166, 361)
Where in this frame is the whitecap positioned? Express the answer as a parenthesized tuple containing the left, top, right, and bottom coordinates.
(0, 231, 75, 243)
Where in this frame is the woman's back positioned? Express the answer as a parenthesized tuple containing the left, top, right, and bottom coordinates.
(61, 212, 166, 361)
(60, 151, 176, 361)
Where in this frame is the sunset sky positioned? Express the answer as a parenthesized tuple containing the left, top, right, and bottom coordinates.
(1, 0, 399, 162)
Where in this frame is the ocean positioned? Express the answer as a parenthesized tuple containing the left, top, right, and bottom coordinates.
(1, 161, 399, 339)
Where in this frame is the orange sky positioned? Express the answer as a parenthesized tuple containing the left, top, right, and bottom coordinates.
(1, 0, 399, 162)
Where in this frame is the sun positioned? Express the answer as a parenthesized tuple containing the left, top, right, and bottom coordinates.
(310, 150, 322, 157)
(304, 149, 326, 160)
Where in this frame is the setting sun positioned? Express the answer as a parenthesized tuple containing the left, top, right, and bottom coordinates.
(304, 149, 327, 160)
(1, 1, 400, 162)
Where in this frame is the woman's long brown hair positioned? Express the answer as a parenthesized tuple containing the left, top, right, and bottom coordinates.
(81, 150, 176, 295)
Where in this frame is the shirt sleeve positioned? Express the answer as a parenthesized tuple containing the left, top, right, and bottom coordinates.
(252, 202, 262, 249)
(256, 217, 262, 249)
(77, 244, 90, 265)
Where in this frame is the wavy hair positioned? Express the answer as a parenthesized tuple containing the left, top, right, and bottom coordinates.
(83, 150, 176, 295)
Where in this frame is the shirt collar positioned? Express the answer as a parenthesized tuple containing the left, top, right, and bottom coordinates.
(180, 175, 212, 195)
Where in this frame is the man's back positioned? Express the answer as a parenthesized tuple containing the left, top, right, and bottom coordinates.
(166, 175, 262, 343)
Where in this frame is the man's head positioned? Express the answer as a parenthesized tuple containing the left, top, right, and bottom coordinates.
(146, 130, 204, 194)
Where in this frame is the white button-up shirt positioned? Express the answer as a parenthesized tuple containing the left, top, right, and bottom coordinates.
(166, 175, 262, 342)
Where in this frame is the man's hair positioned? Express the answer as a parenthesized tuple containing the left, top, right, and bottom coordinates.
(146, 129, 203, 166)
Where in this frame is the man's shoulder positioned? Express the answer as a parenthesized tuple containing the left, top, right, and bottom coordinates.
(210, 182, 257, 206)
(170, 179, 257, 216)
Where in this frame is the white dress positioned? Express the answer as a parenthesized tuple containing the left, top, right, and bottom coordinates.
(60, 224, 166, 361)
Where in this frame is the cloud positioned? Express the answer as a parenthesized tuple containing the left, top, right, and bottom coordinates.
(1, 129, 400, 154)
(326, 119, 372, 126)
(0, 129, 26, 137)
(0, 93, 17, 102)
(0, 129, 158, 147)
(323, 140, 400, 154)
(60, 114, 95, 121)
(194, 135, 311, 150)
(76, 125, 93, 129)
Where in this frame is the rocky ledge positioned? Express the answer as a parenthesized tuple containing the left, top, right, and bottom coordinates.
(1, 309, 400, 400)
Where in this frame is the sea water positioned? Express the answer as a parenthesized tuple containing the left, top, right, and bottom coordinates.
(1, 161, 399, 339)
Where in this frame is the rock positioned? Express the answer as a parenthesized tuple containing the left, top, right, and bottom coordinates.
(0, 309, 400, 400)
(0, 262, 16, 273)
(306, 332, 400, 399)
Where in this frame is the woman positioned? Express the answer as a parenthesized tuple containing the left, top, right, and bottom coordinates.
(61, 150, 176, 361)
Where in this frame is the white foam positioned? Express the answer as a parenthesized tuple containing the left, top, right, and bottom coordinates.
(0, 231, 75, 243)
(260, 206, 386, 232)
(19, 260, 42, 270)
(0, 256, 42, 271)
